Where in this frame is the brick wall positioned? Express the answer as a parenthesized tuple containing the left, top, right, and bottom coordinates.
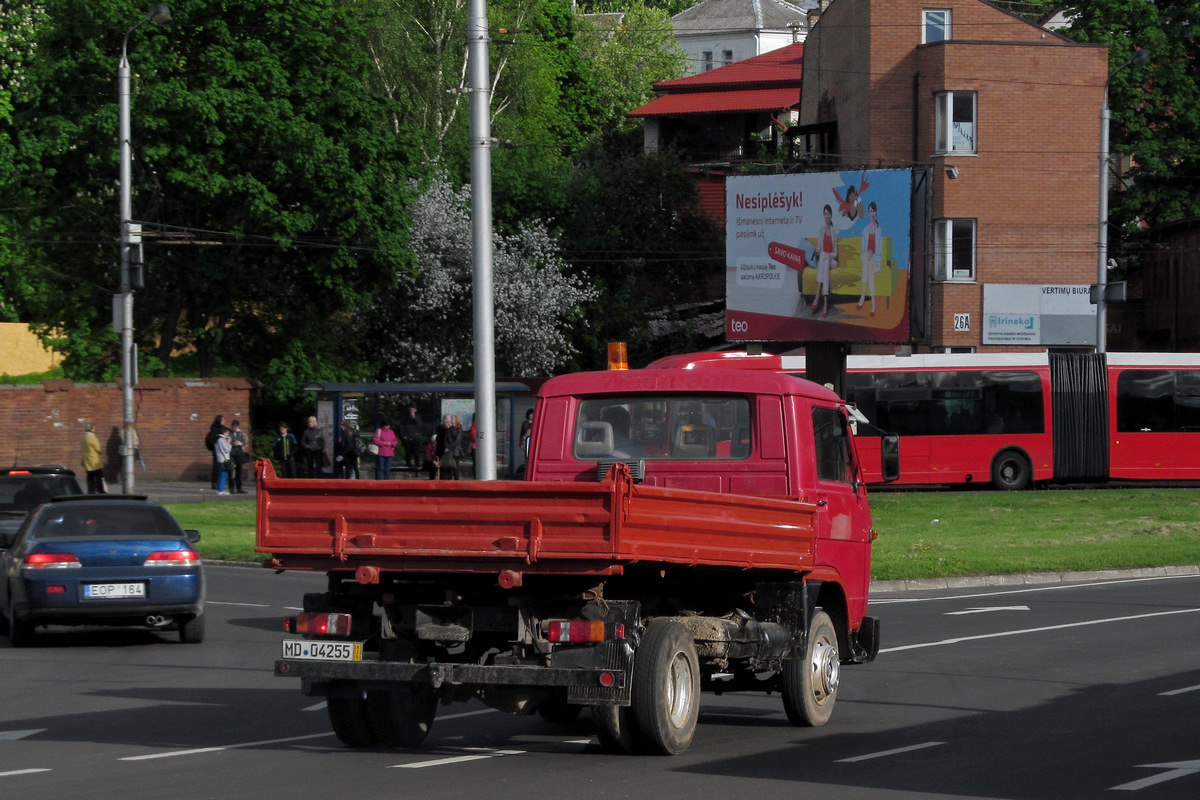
(0, 377, 254, 483)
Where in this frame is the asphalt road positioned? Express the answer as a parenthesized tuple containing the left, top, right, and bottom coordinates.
(1, 566, 1198, 800)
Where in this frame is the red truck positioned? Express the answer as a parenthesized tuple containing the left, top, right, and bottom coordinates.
(257, 357, 898, 755)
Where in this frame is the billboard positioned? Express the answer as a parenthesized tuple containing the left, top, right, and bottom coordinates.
(726, 169, 913, 343)
(982, 284, 1096, 346)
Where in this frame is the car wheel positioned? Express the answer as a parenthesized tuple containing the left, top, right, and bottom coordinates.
(177, 613, 206, 644)
(7, 597, 34, 648)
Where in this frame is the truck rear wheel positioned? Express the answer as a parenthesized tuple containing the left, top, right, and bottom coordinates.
(367, 687, 437, 748)
(631, 620, 700, 755)
(782, 610, 839, 727)
(537, 690, 583, 723)
(592, 705, 638, 754)
(327, 690, 378, 747)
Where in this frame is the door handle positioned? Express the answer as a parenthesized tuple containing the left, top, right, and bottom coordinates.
(816, 499, 828, 507)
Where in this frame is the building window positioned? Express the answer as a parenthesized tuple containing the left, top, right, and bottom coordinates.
(935, 91, 976, 154)
(722, 49, 733, 65)
(934, 219, 976, 281)
(923, 9, 951, 43)
(702, 51, 713, 72)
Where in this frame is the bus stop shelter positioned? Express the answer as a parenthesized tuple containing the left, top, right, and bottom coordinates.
(302, 381, 533, 479)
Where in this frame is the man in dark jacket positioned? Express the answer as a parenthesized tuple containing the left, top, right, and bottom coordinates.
(397, 406, 421, 470)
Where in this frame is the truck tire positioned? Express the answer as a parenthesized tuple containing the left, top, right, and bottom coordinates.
(366, 687, 437, 748)
(991, 449, 1030, 491)
(782, 609, 839, 727)
(631, 620, 700, 755)
(592, 705, 638, 754)
(327, 690, 379, 747)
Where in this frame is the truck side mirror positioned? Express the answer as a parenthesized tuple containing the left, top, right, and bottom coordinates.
(880, 434, 900, 483)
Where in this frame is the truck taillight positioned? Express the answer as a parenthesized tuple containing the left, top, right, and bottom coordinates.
(289, 611, 354, 636)
(544, 619, 624, 644)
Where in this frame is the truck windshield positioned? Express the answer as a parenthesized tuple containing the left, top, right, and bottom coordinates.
(574, 396, 751, 461)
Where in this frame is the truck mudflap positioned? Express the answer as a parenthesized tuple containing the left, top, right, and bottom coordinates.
(277, 640, 634, 706)
(852, 615, 881, 663)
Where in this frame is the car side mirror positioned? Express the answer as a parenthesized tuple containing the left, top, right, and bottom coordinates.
(880, 434, 900, 483)
(184, 529, 202, 544)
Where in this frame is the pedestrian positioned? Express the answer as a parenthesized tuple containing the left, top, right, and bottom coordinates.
(372, 420, 398, 480)
(300, 415, 325, 478)
(206, 414, 225, 489)
(131, 426, 146, 474)
(273, 421, 298, 478)
(422, 437, 439, 479)
(397, 406, 421, 470)
(214, 428, 233, 495)
(81, 422, 106, 493)
(336, 420, 359, 480)
(228, 419, 249, 493)
(436, 415, 461, 480)
(519, 408, 534, 455)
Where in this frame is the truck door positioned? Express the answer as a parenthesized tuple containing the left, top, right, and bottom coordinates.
(811, 405, 872, 622)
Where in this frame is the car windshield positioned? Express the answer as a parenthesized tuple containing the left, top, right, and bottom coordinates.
(0, 477, 78, 513)
(34, 505, 180, 539)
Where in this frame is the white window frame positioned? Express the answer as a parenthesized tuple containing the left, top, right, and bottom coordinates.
(722, 49, 733, 66)
(935, 91, 976, 154)
(702, 51, 714, 72)
(923, 9, 951, 43)
(934, 218, 976, 281)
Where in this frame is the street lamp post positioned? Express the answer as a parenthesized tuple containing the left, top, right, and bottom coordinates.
(118, 5, 170, 493)
(1096, 47, 1149, 354)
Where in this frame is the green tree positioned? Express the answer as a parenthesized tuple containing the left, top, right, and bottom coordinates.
(361, 169, 597, 380)
(1, 0, 417, 403)
(1064, 0, 1200, 233)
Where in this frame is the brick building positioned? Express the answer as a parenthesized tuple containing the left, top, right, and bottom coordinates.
(797, 0, 1108, 351)
(0, 378, 254, 483)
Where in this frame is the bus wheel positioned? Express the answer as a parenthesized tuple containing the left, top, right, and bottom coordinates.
(782, 609, 839, 727)
(991, 450, 1030, 491)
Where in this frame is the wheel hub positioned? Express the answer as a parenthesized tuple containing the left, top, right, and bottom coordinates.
(811, 637, 840, 701)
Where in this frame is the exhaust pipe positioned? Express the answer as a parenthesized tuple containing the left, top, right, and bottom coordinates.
(145, 615, 170, 627)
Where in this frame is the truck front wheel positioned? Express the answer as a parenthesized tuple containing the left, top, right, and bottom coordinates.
(327, 690, 378, 747)
(367, 687, 437, 748)
(782, 610, 839, 727)
(632, 620, 700, 755)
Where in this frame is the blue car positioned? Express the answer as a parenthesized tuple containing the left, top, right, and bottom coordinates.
(0, 495, 205, 646)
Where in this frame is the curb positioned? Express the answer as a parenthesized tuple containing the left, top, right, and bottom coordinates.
(870, 564, 1200, 594)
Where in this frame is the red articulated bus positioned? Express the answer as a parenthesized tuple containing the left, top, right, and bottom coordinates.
(655, 351, 1200, 490)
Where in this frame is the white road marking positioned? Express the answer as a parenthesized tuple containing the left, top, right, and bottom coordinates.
(1159, 684, 1200, 696)
(393, 748, 524, 769)
(0, 768, 51, 777)
(206, 601, 271, 608)
(1111, 760, 1200, 791)
(837, 742, 946, 762)
(945, 605, 1029, 615)
(0, 730, 45, 741)
(119, 732, 335, 760)
(881, 607, 1200, 653)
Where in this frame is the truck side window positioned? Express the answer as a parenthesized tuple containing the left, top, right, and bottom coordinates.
(813, 407, 854, 483)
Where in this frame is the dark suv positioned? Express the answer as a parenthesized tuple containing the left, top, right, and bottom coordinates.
(0, 467, 83, 545)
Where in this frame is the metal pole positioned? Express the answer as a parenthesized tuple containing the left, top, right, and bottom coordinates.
(117, 6, 170, 494)
(1096, 98, 1110, 354)
(118, 49, 136, 492)
(468, 0, 497, 480)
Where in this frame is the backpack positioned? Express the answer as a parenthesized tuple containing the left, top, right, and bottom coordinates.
(205, 429, 218, 451)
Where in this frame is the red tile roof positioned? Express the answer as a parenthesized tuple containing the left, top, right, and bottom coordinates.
(629, 41, 803, 117)
(629, 87, 800, 117)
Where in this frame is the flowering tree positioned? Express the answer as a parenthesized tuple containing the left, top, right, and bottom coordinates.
(364, 171, 597, 381)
